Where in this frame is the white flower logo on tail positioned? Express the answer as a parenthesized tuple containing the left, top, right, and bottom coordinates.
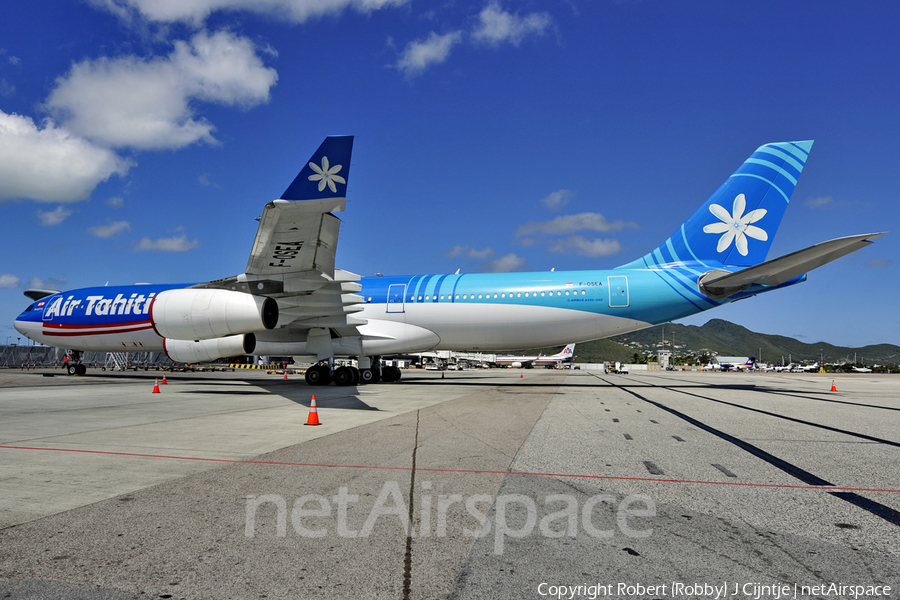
(702, 193, 767, 256)
(308, 156, 346, 193)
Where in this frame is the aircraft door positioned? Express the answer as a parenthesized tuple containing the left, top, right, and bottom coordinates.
(607, 276, 629, 307)
(387, 284, 406, 313)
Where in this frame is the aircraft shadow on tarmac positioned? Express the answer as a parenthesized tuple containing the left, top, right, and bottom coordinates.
(255, 381, 380, 411)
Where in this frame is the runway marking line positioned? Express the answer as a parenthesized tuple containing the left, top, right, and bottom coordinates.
(2, 444, 899, 494)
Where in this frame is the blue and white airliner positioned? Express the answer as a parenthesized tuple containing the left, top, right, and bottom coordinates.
(14, 136, 884, 385)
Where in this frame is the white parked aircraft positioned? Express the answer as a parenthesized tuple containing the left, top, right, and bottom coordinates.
(494, 343, 576, 368)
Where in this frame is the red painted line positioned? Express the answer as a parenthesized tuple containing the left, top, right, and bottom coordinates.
(42, 320, 151, 330)
(1, 444, 898, 493)
(43, 325, 155, 337)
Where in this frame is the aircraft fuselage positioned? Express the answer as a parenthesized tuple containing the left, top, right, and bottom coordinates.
(15, 268, 800, 355)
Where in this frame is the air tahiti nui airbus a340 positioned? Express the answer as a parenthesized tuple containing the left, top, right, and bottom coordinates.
(14, 137, 884, 385)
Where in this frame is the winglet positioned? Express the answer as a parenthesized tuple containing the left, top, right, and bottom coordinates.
(281, 136, 354, 201)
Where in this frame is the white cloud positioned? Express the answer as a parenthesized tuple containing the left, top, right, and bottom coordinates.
(135, 234, 199, 251)
(45, 30, 278, 150)
(804, 196, 833, 208)
(867, 258, 893, 269)
(89, 221, 132, 238)
(396, 31, 463, 77)
(0, 110, 132, 202)
(105, 196, 125, 207)
(89, 0, 410, 25)
(0, 274, 20, 288)
(27, 275, 68, 290)
(472, 2, 552, 46)
(37, 206, 74, 226)
(516, 212, 638, 237)
(483, 253, 526, 272)
(447, 245, 494, 260)
(540, 189, 572, 210)
(548, 235, 622, 257)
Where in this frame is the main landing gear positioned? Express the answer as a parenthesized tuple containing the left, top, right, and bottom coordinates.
(304, 359, 402, 387)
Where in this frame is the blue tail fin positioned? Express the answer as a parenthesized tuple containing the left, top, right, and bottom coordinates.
(281, 135, 354, 201)
(622, 141, 813, 269)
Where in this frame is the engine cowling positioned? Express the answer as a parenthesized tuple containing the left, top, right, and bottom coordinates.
(150, 289, 278, 341)
(163, 333, 256, 363)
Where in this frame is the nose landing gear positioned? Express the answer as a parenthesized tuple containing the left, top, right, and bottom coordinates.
(65, 351, 87, 375)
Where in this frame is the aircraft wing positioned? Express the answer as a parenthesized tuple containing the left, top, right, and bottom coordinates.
(245, 198, 344, 279)
(195, 136, 365, 332)
(699, 232, 886, 298)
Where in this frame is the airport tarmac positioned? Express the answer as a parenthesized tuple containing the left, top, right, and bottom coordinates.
(0, 368, 898, 599)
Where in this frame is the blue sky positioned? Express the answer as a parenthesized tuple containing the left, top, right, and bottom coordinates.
(1, 0, 897, 349)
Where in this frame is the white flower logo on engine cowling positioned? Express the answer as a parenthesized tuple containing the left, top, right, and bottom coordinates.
(308, 156, 346, 193)
(702, 193, 767, 256)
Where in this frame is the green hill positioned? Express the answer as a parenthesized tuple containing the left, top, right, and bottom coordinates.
(521, 319, 900, 366)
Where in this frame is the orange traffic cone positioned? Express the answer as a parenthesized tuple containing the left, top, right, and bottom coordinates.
(305, 395, 321, 426)
(441, 372, 445, 379)
(284, 371, 289, 380)
(161, 373, 168, 384)
(831, 380, 837, 392)
(152, 378, 160, 393)
(520, 373, 524, 378)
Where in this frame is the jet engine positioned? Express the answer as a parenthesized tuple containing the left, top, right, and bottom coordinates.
(150, 289, 278, 341)
(163, 333, 256, 363)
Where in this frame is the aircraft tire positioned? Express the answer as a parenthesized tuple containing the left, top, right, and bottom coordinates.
(305, 365, 331, 386)
(382, 366, 401, 383)
(333, 366, 355, 386)
(67, 364, 78, 376)
(76, 364, 87, 376)
(360, 368, 380, 384)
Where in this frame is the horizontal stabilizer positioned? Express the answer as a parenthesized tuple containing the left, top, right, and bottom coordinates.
(699, 232, 886, 299)
(24, 289, 60, 301)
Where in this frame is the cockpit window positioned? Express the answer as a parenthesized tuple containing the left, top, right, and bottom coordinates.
(25, 304, 34, 312)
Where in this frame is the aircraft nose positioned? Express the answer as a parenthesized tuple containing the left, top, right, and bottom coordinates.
(14, 318, 28, 337)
